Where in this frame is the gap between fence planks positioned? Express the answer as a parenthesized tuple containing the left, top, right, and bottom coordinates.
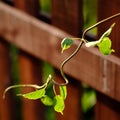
(0, 2, 120, 102)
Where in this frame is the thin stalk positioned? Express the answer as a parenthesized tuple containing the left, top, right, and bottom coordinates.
(3, 74, 52, 99)
(3, 84, 41, 99)
(59, 12, 120, 86)
(59, 40, 84, 86)
(82, 13, 120, 39)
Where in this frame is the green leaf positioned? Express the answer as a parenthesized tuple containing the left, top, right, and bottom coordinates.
(53, 95, 65, 114)
(98, 37, 115, 55)
(61, 38, 73, 53)
(41, 95, 53, 106)
(18, 88, 46, 100)
(60, 86, 67, 100)
(81, 91, 96, 113)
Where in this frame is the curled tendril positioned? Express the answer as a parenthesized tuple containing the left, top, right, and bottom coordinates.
(3, 13, 120, 98)
(3, 74, 52, 99)
(59, 13, 120, 86)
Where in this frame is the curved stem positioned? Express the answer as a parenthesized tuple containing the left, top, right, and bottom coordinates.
(58, 40, 84, 86)
(82, 13, 120, 39)
(3, 74, 52, 99)
(3, 84, 42, 99)
(59, 13, 120, 86)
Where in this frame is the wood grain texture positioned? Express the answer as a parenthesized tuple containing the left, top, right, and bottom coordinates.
(0, 2, 120, 101)
(51, 0, 83, 36)
(95, 1, 120, 120)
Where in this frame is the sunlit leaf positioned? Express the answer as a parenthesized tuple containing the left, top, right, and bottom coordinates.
(17, 88, 46, 100)
(98, 37, 115, 55)
(41, 95, 53, 106)
(61, 38, 73, 53)
(60, 86, 67, 100)
(53, 95, 65, 114)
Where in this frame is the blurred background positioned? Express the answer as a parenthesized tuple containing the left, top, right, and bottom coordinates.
(0, 0, 120, 120)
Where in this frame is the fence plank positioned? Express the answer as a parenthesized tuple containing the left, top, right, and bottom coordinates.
(95, 92, 120, 120)
(51, 0, 83, 36)
(0, 39, 17, 120)
(0, 2, 120, 101)
(95, 1, 120, 120)
(51, 1, 83, 119)
(18, 52, 45, 120)
(55, 71, 82, 120)
(14, 1, 45, 120)
(14, 0, 39, 17)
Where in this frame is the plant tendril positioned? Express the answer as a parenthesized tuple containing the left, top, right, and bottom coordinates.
(59, 40, 84, 86)
(59, 13, 120, 86)
(82, 13, 120, 39)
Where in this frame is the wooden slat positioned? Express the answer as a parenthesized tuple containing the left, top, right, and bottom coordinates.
(55, 71, 82, 120)
(0, 39, 17, 120)
(18, 52, 45, 120)
(14, 0, 39, 17)
(13, 1, 45, 120)
(95, 92, 120, 120)
(95, 1, 120, 120)
(51, 0, 83, 36)
(0, 2, 120, 101)
(98, 0, 120, 57)
(51, 1, 83, 119)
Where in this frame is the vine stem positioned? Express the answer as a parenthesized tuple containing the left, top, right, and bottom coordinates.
(59, 12, 120, 86)
(59, 40, 84, 86)
(82, 12, 120, 39)
(3, 74, 52, 99)
(3, 13, 120, 96)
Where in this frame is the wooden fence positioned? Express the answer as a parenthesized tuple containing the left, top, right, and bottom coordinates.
(0, 0, 120, 120)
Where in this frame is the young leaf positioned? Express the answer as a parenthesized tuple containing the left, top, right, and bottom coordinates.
(17, 88, 46, 100)
(60, 86, 67, 100)
(53, 95, 65, 114)
(41, 95, 53, 106)
(97, 37, 115, 55)
(61, 38, 73, 53)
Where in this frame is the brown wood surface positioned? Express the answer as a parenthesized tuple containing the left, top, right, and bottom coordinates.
(51, 0, 83, 36)
(14, 0, 45, 120)
(95, 1, 120, 120)
(0, 40, 17, 120)
(14, 0, 39, 17)
(18, 52, 45, 120)
(95, 92, 120, 120)
(0, 2, 120, 102)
